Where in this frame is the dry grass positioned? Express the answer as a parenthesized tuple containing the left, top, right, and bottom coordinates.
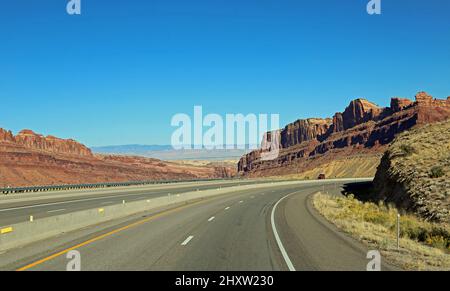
(381, 120, 450, 222)
(313, 192, 450, 270)
(269, 155, 381, 180)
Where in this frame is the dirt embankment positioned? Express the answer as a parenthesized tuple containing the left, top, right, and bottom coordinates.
(373, 120, 450, 223)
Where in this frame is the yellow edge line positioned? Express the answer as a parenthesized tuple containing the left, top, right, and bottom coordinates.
(16, 199, 208, 271)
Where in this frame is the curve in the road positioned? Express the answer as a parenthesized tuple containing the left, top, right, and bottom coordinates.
(0, 180, 396, 271)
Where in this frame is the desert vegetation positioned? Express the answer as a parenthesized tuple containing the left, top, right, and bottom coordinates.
(313, 192, 450, 270)
(374, 120, 450, 223)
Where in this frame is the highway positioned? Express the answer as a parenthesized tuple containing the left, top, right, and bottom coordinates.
(0, 180, 262, 226)
(0, 180, 397, 271)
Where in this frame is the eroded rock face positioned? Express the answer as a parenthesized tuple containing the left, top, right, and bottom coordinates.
(280, 118, 332, 148)
(341, 99, 383, 130)
(390, 98, 414, 113)
(238, 92, 450, 177)
(0, 129, 15, 143)
(14, 130, 93, 157)
(0, 129, 235, 187)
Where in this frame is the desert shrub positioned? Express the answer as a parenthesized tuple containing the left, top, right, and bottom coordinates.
(364, 210, 391, 226)
(429, 166, 445, 178)
(426, 236, 449, 250)
(399, 218, 450, 250)
(320, 193, 450, 252)
(399, 219, 429, 241)
(399, 144, 416, 156)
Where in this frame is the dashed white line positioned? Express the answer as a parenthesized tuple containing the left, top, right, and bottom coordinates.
(181, 236, 194, 246)
(47, 209, 66, 214)
(239, 201, 244, 203)
(225, 207, 230, 210)
(208, 216, 215, 222)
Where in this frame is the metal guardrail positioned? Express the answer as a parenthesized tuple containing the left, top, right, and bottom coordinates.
(0, 178, 236, 195)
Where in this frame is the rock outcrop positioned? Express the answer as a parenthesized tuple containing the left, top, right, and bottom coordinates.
(238, 92, 450, 178)
(373, 120, 450, 223)
(0, 129, 235, 187)
(12, 130, 94, 157)
(280, 118, 332, 148)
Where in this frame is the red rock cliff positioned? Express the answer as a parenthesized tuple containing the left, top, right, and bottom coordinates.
(238, 92, 450, 177)
(0, 129, 94, 157)
(0, 129, 235, 187)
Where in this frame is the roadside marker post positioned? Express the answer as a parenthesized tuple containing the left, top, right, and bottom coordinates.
(397, 214, 401, 251)
(29, 215, 34, 222)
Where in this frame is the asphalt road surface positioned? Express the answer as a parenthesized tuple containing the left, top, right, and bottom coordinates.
(0, 180, 262, 226)
(0, 180, 396, 271)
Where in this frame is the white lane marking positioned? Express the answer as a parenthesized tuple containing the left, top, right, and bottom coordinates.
(208, 216, 215, 222)
(225, 207, 230, 210)
(181, 236, 194, 246)
(239, 201, 244, 203)
(47, 209, 66, 214)
(271, 193, 297, 271)
(0, 180, 363, 213)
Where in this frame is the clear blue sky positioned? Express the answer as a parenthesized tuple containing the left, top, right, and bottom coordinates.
(1, 0, 449, 147)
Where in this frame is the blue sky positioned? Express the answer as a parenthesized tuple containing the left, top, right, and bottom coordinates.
(1, 0, 449, 147)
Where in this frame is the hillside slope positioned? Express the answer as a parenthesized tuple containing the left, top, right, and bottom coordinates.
(373, 120, 450, 223)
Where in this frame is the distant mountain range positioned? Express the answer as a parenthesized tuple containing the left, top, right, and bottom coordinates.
(91, 145, 173, 154)
(91, 145, 254, 161)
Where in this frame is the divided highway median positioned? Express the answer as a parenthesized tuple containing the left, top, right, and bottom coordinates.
(0, 179, 371, 253)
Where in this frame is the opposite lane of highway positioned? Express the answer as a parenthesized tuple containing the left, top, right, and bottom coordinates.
(0, 180, 261, 226)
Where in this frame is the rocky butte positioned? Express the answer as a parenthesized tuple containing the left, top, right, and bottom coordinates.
(0, 129, 234, 187)
(238, 92, 450, 179)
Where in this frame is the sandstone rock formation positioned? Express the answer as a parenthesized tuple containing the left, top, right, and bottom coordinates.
(0, 129, 235, 187)
(13, 129, 93, 157)
(238, 92, 450, 178)
(373, 120, 450, 223)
